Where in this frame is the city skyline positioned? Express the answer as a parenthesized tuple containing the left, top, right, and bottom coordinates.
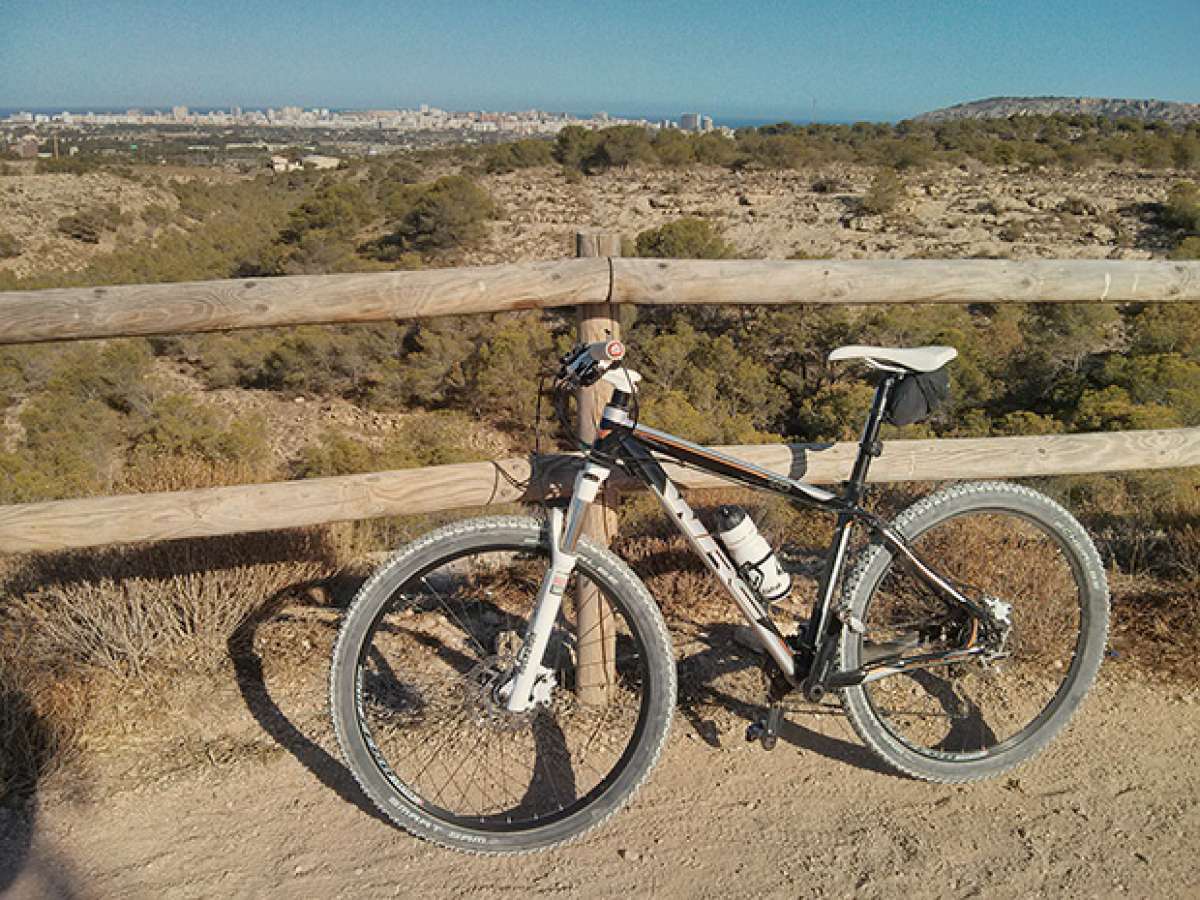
(3, 1, 1198, 122)
(0, 104, 727, 136)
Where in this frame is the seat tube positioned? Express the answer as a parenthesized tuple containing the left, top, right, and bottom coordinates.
(847, 376, 895, 501)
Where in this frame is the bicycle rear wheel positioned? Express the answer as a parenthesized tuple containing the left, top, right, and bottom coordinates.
(330, 516, 675, 854)
(838, 482, 1109, 782)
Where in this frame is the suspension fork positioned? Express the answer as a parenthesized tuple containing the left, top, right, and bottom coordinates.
(503, 460, 610, 712)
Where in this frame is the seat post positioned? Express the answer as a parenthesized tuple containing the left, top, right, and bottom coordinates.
(846, 376, 896, 502)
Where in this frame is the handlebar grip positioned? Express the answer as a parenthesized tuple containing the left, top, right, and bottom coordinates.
(586, 339, 626, 363)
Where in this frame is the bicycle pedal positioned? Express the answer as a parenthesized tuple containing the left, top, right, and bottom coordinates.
(745, 704, 784, 750)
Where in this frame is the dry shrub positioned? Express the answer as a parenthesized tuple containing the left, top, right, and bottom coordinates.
(2, 529, 338, 679)
(118, 452, 279, 493)
(1110, 575, 1200, 682)
(13, 562, 326, 681)
(0, 528, 340, 798)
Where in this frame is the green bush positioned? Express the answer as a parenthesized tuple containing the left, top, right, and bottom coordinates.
(1169, 236, 1200, 260)
(389, 175, 495, 252)
(56, 203, 126, 244)
(859, 169, 905, 215)
(634, 217, 734, 259)
(0, 232, 21, 258)
(691, 133, 738, 167)
(1163, 182, 1200, 233)
(483, 139, 554, 173)
(590, 126, 655, 170)
(294, 412, 484, 477)
(129, 394, 266, 463)
(651, 130, 695, 167)
(553, 126, 598, 171)
(629, 318, 786, 443)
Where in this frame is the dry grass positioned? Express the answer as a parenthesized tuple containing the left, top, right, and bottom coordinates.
(0, 528, 340, 802)
(0, 478, 1197, 802)
(117, 453, 279, 493)
(1110, 573, 1200, 682)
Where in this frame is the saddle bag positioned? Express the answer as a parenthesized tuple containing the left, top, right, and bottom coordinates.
(885, 367, 950, 426)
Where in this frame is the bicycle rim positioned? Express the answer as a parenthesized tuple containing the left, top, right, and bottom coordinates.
(349, 543, 654, 832)
(855, 507, 1089, 762)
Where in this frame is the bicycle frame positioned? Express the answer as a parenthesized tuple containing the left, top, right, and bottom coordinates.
(505, 373, 992, 711)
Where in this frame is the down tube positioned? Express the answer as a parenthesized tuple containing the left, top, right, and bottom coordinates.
(620, 441, 796, 680)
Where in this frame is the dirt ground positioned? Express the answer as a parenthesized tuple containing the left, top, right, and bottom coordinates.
(0, 603, 1196, 900)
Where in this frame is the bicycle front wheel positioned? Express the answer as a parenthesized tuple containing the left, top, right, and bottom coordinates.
(330, 516, 675, 854)
(838, 482, 1109, 783)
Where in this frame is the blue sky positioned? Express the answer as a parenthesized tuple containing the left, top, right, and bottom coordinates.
(2, 0, 1198, 121)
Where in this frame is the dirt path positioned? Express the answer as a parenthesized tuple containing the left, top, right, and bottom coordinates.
(1, 667, 1197, 899)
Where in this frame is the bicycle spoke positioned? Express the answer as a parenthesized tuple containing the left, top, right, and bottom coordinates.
(353, 542, 652, 829)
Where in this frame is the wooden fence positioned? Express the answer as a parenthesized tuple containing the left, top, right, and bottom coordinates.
(1, 242, 1198, 558)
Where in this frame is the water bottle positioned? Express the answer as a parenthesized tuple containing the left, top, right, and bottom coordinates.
(714, 505, 792, 601)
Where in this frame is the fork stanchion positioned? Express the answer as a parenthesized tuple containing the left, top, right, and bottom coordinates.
(575, 232, 621, 706)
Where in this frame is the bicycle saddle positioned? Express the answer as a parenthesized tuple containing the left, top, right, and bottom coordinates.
(828, 344, 957, 373)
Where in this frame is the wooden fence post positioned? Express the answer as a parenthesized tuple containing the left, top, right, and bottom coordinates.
(574, 231, 621, 705)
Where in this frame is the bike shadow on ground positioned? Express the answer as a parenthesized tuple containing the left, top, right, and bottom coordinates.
(675, 621, 899, 777)
(230, 579, 590, 825)
(228, 577, 899, 829)
(227, 582, 393, 827)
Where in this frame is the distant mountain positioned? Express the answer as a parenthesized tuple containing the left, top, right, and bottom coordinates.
(915, 96, 1200, 126)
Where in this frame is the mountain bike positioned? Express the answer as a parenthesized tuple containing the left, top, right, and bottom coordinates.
(329, 339, 1109, 853)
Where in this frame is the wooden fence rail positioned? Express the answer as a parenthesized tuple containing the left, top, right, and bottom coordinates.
(1, 243, 1198, 556)
(1, 428, 1195, 554)
(2, 258, 1198, 345)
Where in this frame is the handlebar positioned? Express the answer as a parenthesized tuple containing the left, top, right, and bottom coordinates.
(557, 339, 626, 387)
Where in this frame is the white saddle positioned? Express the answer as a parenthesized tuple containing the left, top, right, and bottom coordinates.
(828, 345, 957, 373)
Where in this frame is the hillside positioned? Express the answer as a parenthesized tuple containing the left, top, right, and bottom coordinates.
(0, 129, 1198, 895)
(916, 96, 1200, 125)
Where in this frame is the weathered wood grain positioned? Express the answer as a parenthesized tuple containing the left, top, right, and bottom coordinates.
(3, 259, 1199, 346)
(0, 259, 610, 345)
(1, 429, 1194, 554)
(611, 258, 1200, 307)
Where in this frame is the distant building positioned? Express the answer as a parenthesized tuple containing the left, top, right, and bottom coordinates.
(172, 105, 188, 120)
(270, 155, 302, 173)
(680, 112, 702, 132)
(301, 154, 340, 170)
(15, 135, 40, 158)
(701, 115, 713, 132)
